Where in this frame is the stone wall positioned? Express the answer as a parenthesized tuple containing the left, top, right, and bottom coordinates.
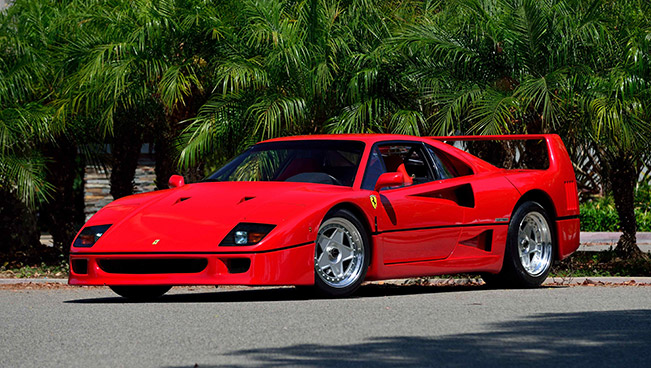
(84, 164, 157, 221)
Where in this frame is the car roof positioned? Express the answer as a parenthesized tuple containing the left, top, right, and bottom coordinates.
(260, 133, 498, 173)
(260, 134, 429, 144)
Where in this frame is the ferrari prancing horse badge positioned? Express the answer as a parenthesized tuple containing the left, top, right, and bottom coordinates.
(370, 195, 378, 209)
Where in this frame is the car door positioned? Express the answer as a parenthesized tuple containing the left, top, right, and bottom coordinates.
(423, 143, 521, 255)
(363, 141, 466, 264)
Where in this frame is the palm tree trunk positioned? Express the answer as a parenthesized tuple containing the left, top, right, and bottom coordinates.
(110, 120, 144, 199)
(466, 141, 515, 169)
(154, 117, 175, 190)
(159, 91, 207, 185)
(609, 154, 643, 259)
(42, 139, 86, 255)
(0, 189, 42, 264)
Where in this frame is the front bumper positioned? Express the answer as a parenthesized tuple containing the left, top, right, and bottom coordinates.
(68, 242, 315, 286)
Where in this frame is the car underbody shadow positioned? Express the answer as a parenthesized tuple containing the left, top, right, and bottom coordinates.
(63, 282, 518, 304)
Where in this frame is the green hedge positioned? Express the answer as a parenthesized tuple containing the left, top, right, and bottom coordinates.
(580, 202, 651, 232)
(580, 183, 651, 232)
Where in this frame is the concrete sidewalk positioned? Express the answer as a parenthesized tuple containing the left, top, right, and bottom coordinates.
(579, 232, 651, 252)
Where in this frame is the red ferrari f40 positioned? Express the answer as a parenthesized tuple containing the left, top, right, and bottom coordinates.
(69, 134, 580, 299)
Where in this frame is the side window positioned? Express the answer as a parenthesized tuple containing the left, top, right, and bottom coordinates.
(402, 146, 433, 183)
(360, 147, 385, 190)
(361, 143, 435, 190)
(426, 145, 473, 179)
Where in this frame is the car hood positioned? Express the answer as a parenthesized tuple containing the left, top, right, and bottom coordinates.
(82, 181, 352, 252)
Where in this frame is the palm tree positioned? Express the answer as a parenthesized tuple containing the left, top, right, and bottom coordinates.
(392, 0, 605, 134)
(0, 0, 77, 259)
(179, 0, 417, 168)
(57, 0, 226, 193)
(578, 0, 651, 258)
(0, 0, 229, 256)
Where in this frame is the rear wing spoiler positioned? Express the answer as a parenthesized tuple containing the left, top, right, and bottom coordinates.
(427, 134, 570, 173)
(429, 134, 579, 213)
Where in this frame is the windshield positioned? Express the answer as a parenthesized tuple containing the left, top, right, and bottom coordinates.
(207, 140, 365, 187)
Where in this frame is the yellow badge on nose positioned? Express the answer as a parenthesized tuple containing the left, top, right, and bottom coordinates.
(152, 239, 160, 245)
(370, 195, 378, 209)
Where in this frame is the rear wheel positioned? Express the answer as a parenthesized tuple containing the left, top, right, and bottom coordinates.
(109, 285, 171, 300)
(483, 201, 554, 288)
(313, 209, 370, 297)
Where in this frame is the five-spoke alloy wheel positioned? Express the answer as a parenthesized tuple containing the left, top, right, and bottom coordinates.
(517, 211, 553, 277)
(483, 201, 555, 288)
(314, 209, 369, 297)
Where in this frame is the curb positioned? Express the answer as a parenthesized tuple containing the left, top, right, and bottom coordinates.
(0, 278, 68, 284)
(543, 276, 651, 285)
(376, 277, 651, 286)
(580, 232, 651, 245)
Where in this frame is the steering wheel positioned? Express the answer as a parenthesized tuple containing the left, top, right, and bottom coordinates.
(284, 172, 342, 186)
(327, 174, 342, 186)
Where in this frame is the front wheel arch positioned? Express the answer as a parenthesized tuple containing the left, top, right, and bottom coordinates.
(323, 202, 375, 261)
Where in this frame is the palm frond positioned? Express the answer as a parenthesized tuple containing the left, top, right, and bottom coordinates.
(215, 57, 269, 94)
(158, 64, 202, 109)
(0, 154, 53, 207)
(508, 0, 551, 76)
(514, 71, 567, 129)
(178, 92, 250, 169)
(429, 86, 483, 135)
(327, 97, 392, 134)
(467, 90, 518, 135)
(248, 95, 307, 139)
(389, 109, 426, 136)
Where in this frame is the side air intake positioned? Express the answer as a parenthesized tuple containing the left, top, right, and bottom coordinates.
(459, 230, 493, 252)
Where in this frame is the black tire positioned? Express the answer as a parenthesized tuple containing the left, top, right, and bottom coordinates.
(109, 285, 172, 300)
(313, 209, 370, 297)
(483, 201, 555, 288)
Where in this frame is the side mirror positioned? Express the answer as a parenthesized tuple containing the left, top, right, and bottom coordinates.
(374, 172, 405, 192)
(168, 175, 185, 188)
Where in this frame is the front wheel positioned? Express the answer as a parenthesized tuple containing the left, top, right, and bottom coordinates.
(109, 285, 172, 300)
(313, 209, 370, 297)
(483, 201, 555, 288)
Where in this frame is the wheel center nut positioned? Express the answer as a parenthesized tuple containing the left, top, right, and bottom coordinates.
(328, 247, 339, 260)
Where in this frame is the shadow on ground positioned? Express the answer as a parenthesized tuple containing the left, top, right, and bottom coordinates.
(173, 309, 651, 368)
(65, 282, 517, 304)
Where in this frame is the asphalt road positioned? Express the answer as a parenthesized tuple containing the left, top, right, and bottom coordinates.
(1, 284, 650, 368)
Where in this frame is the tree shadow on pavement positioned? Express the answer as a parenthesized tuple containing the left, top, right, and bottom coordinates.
(65, 282, 504, 304)
(170, 309, 651, 368)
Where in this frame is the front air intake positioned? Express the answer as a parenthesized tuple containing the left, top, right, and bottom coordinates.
(71, 259, 88, 274)
(224, 258, 251, 274)
(98, 258, 208, 274)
